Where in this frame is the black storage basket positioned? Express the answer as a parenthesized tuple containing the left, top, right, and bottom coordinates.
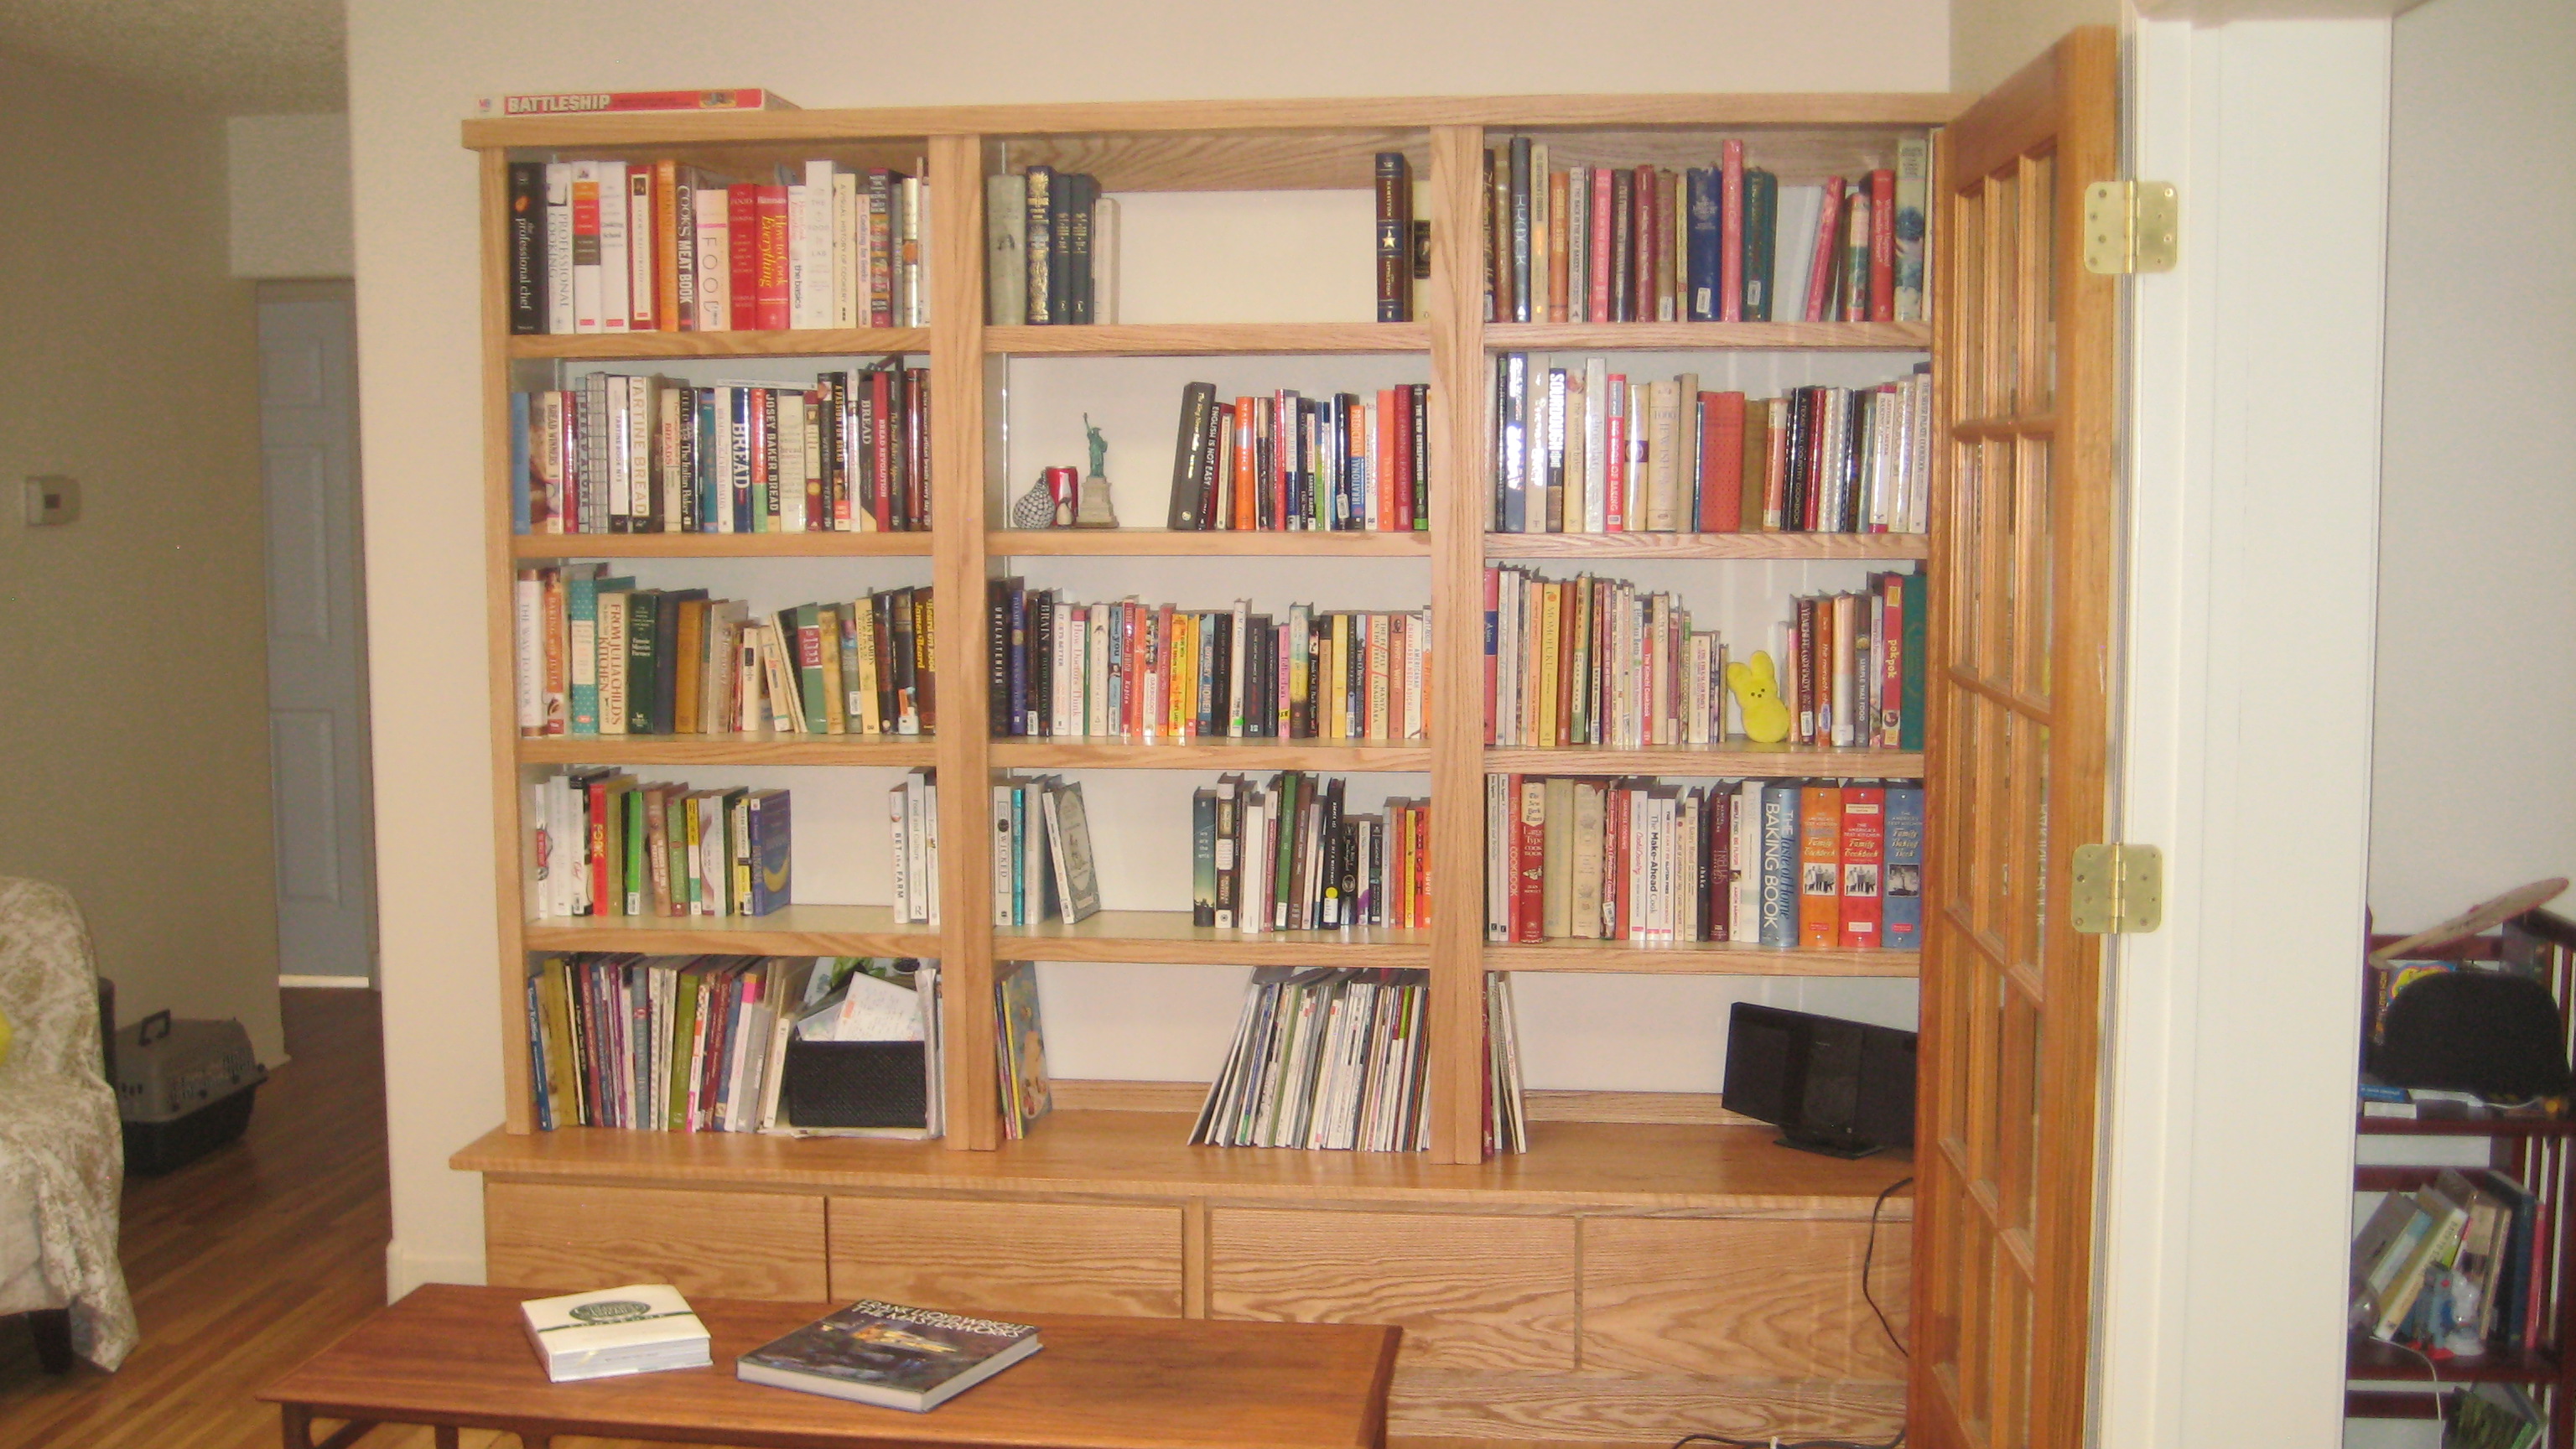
(780, 1038, 927, 1130)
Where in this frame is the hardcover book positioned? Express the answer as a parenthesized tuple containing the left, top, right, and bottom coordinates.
(735, 1299, 1041, 1412)
(521, 1283, 710, 1383)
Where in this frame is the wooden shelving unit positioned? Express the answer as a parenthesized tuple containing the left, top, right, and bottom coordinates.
(468, 93, 1950, 1446)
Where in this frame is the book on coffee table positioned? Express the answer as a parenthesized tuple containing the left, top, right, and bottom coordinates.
(735, 1299, 1042, 1412)
(520, 1284, 712, 1382)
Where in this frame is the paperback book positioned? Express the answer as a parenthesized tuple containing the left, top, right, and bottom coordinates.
(736, 1299, 1041, 1412)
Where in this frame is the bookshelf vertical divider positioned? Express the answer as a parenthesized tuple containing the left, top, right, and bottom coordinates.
(1425, 123, 1491, 1166)
(480, 145, 538, 1135)
(927, 133, 1002, 1150)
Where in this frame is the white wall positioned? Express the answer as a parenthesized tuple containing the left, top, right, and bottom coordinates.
(2366, 0, 2576, 936)
(229, 113, 352, 278)
(346, 0, 1949, 1292)
(0, 49, 282, 1063)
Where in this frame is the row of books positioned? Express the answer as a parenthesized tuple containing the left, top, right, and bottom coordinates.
(506, 159, 927, 336)
(986, 584, 1430, 742)
(1488, 777, 1924, 950)
(1481, 135, 1929, 325)
(1492, 359, 1933, 535)
(1187, 969, 1529, 1152)
(524, 955, 943, 1137)
(989, 776, 1102, 927)
(527, 771, 789, 921)
(887, 770, 944, 927)
(984, 169, 1119, 325)
(512, 569, 935, 738)
(1163, 382, 1432, 532)
(1480, 564, 1924, 751)
(511, 366, 932, 536)
(1191, 774, 1431, 933)
(2350, 1166, 2547, 1358)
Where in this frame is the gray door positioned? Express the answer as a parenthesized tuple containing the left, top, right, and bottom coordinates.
(259, 284, 376, 983)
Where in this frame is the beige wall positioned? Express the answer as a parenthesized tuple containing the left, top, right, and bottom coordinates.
(2368, 0, 2576, 930)
(230, 113, 354, 278)
(1952, 0, 2119, 93)
(346, 0, 1950, 1289)
(0, 49, 280, 1062)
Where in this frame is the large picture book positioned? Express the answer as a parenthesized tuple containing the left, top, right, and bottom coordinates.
(735, 1300, 1041, 1412)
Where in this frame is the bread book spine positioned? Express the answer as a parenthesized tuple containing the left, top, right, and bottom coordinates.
(507, 162, 547, 335)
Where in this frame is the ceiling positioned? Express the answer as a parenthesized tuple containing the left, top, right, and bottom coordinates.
(0, 0, 344, 113)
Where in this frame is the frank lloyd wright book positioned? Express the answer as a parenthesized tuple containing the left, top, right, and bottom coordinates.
(736, 1299, 1041, 1412)
(521, 1283, 710, 1382)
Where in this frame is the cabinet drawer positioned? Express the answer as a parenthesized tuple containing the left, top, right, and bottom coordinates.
(828, 1197, 1183, 1318)
(1208, 1208, 1574, 1370)
(1581, 1216, 1910, 1381)
(484, 1182, 828, 1301)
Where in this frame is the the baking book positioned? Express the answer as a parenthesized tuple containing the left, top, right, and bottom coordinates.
(736, 1299, 1042, 1411)
(520, 1283, 712, 1382)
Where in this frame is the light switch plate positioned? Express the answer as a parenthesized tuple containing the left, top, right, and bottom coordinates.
(23, 475, 77, 527)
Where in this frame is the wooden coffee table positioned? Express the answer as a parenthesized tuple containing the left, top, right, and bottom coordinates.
(261, 1284, 1399, 1449)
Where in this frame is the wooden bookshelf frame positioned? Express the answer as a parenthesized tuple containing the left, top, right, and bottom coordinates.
(470, 91, 1959, 1163)
(469, 89, 1967, 1449)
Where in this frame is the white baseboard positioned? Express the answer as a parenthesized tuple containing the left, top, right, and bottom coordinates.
(280, 974, 374, 989)
(386, 1240, 486, 1301)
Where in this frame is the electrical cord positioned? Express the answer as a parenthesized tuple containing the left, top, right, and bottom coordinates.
(1862, 1176, 1914, 1361)
(2386, 1337, 2447, 1433)
(1669, 1176, 1916, 1449)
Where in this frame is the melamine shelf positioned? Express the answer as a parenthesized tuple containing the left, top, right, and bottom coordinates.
(522, 904, 934, 958)
(1485, 531, 1930, 562)
(507, 328, 928, 361)
(453, 1110, 1919, 1213)
(516, 731, 937, 767)
(984, 323, 1427, 357)
(1487, 940, 1919, 976)
(1485, 320, 1932, 352)
(988, 529, 1431, 558)
(998, 910, 1428, 966)
(511, 532, 932, 559)
(991, 737, 1431, 771)
(2348, 1335, 2558, 1384)
(1484, 741, 1924, 778)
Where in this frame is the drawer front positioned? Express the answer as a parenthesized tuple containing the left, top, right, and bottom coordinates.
(828, 1197, 1184, 1318)
(1208, 1208, 1575, 1370)
(484, 1182, 828, 1301)
(1581, 1216, 1911, 1381)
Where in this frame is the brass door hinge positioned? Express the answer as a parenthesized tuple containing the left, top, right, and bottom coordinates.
(2083, 181, 2178, 275)
(2071, 844, 2163, 934)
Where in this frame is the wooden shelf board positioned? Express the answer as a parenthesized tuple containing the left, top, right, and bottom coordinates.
(523, 904, 935, 958)
(1486, 321, 1932, 352)
(2353, 1113, 2576, 1137)
(985, 324, 1427, 356)
(465, 93, 1970, 152)
(988, 529, 1431, 558)
(2348, 1335, 2558, 1384)
(1483, 742, 1924, 778)
(992, 737, 1432, 771)
(1484, 532, 1930, 562)
(512, 532, 932, 559)
(999, 911, 1428, 966)
(508, 329, 927, 361)
(1487, 941, 1919, 976)
(517, 732, 937, 766)
(454, 1111, 1917, 1213)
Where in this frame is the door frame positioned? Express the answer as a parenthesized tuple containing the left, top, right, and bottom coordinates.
(2091, 16, 2392, 1447)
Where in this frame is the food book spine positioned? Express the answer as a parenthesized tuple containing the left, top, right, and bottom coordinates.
(507, 162, 546, 335)
(1799, 786, 1842, 948)
(1838, 787, 1884, 948)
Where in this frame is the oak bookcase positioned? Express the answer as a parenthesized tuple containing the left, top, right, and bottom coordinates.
(456, 92, 1961, 1444)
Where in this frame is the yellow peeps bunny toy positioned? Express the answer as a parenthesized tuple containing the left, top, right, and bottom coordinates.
(1726, 651, 1794, 744)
